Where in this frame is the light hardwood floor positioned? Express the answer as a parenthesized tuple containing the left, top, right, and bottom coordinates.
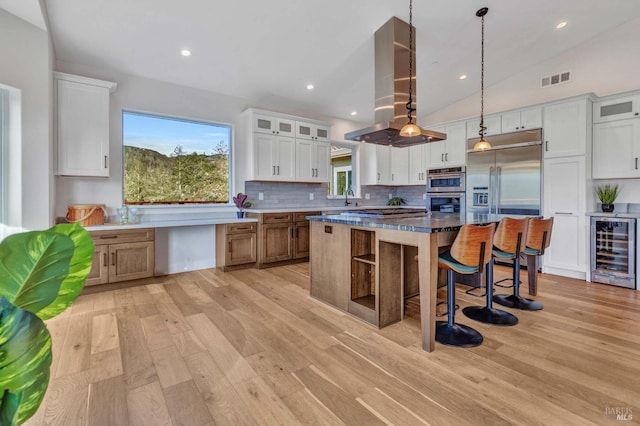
(25, 264, 640, 425)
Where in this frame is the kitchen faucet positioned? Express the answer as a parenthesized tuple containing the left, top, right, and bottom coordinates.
(344, 187, 354, 206)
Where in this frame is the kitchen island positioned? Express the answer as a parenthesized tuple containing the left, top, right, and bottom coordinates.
(307, 212, 525, 352)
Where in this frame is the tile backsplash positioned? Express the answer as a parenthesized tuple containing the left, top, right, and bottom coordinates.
(244, 181, 428, 209)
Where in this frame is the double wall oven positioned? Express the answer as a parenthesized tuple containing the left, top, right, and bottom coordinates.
(426, 166, 466, 214)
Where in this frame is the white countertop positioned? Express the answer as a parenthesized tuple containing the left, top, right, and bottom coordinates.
(85, 217, 257, 231)
(245, 205, 418, 214)
(586, 211, 640, 218)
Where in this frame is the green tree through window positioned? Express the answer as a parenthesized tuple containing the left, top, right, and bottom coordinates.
(122, 111, 231, 204)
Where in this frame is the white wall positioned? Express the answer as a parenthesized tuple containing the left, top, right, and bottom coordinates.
(422, 16, 640, 126)
(0, 8, 52, 231)
(52, 61, 365, 273)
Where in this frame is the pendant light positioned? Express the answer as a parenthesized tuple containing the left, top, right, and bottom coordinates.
(399, 0, 421, 138)
(473, 7, 491, 152)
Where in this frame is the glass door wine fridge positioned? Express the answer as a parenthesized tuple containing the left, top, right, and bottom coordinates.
(590, 216, 635, 289)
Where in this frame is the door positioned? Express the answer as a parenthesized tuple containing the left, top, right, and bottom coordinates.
(86, 245, 109, 286)
(494, 145, 541, 215)
(109, 241, 155, 283)
(592, 119, 640, 178)
(262, 223, 293, 263)
(226, 233, 257, 266)
(466, 150, 495, 214)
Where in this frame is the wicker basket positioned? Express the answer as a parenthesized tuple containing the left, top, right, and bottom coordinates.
(66, 204, 106, 226)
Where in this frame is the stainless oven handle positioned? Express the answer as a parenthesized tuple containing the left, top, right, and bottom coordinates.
(425, 173, 462, 179)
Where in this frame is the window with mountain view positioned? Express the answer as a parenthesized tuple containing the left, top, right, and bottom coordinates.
(122, 111, 231, 205)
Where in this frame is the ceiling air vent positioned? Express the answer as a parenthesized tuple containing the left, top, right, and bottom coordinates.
(541, 71, 571, 88)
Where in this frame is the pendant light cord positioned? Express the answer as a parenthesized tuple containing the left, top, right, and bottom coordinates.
(479, 9, 486, 138)
(406, 0, 415, 124)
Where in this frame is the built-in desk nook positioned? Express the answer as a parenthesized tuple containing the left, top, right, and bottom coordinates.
(308, 212, 526, 352)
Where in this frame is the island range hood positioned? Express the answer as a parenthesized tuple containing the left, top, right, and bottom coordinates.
(345, 17, 446, 147)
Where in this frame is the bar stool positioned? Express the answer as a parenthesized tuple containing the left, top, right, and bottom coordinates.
(463, 217, 526, 326)
(493, 217, 553, 311)
(436, 223, 495, 348)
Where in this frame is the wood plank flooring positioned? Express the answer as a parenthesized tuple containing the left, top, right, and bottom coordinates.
(25, 264, 640, 425)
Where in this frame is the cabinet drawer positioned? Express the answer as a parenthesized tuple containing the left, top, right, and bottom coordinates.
(227, 223, 257, 234)
(294, 211, 320, 222)
(90, 228, 155, 245)
(263, 213, 293, 223)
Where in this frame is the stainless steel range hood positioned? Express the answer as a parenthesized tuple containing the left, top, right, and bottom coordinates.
(345, 17, 446, 147)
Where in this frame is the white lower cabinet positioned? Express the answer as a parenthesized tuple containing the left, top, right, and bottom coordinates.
(543, 155, 587, 278)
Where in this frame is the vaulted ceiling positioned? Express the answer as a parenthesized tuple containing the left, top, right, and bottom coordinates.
(6, 0, 640, 124)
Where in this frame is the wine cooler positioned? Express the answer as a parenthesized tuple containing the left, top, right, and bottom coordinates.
(590, 217, 636, 289)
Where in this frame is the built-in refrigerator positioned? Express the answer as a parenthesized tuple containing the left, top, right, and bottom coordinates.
(467, 129, 543, 216)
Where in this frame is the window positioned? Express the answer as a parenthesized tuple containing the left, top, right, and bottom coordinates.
(0, 87, 8, 230)
(328, 142, 358, 197)
(122, 111, 231, 205)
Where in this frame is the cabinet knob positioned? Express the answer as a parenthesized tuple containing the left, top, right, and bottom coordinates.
(635, 112, 639, 116)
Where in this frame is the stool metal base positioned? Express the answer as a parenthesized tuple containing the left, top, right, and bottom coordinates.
(462, 306, 519, 326)
(493, 294, 543, 311)
(435, 321, 483, 348)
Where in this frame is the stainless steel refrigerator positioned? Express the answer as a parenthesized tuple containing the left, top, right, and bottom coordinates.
(467, 129, 542, 216)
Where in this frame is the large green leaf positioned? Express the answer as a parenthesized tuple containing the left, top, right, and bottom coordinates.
(0, 297, 52, 425)
(0, 230, 74, 316)
(37, 224, 94, 320)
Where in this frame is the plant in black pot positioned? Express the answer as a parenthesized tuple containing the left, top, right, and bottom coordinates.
(233, 193, 252, 218)
(596, 184, 620, 212)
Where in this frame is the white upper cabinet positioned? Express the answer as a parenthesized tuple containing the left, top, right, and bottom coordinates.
(543, 99, 589, 158)
(501, 107, 542, 133)
(592, 118, 640, 179)
(245, 109, 331, 182)
(428, 122, 466, 169)
(254, 134, 296, 181)
(466, 114, 501, 138)
(253, 114, 296, 137)
(390, 148, 408, 185)
(296, 122, 330, 141)
(593, 94, 640, 123)
(408, 144, 428, 185)
(55, 73, 116, 177)
(296, 140, 330, 182)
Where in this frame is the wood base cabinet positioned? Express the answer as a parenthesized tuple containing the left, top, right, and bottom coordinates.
(87, 228, 155, 286)
(249, 211, 319, 268)
(216, 223, 257, 271)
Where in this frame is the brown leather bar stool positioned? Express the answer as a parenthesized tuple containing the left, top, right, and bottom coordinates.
(463, 217, 526, 326)
(436, 223, 495, 348)
(493, 217, 553, 311)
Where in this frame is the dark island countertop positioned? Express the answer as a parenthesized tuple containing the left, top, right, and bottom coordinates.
(307, 212, 533, 233)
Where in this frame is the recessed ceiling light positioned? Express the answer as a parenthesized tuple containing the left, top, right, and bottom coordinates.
(180, 49, 191, 57)
(459, 74, 468, 80)
(350, 111, 357, 116)
(556, 21, 567, 29)
(306, 84, 314, 90)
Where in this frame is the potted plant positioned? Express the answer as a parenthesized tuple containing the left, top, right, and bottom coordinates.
(596, 184, 620, 212)
(0, 223, 93, 425)
(232, 193, 252, 218)
(387, 197, 406, 206)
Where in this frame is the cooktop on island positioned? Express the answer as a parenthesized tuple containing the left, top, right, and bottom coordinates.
(340, 208, 428, 217)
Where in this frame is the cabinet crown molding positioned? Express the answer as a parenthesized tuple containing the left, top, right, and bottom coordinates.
(54, 72, 117, 93)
